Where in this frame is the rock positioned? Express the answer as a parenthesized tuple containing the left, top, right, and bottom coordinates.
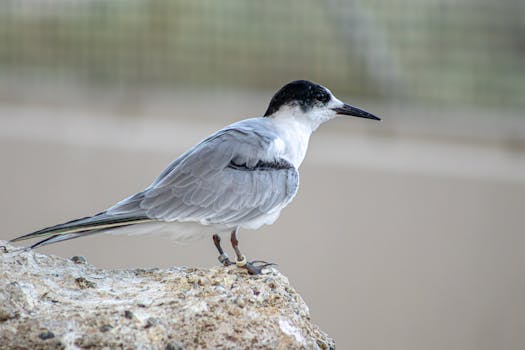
(0, 241, 335, 349)
(70, 256, 87, 264)
(38, 331, 55, 340)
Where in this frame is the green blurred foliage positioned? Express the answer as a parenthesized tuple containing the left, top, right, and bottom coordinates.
(0, 0, 524, 111)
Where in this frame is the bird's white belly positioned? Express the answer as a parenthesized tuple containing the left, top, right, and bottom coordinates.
(106, 220, 230, 243)
(106, 208, 282, 243)
(106, 204, 288, 244)
(239, 208, 283, 230)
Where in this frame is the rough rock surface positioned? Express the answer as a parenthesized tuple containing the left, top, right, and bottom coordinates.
(0, 241, 334, 350)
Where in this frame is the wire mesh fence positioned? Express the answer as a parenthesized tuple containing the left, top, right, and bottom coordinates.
(0, 0, 524, 112)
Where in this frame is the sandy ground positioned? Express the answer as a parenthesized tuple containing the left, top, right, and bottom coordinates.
(1, 103, 524, 350)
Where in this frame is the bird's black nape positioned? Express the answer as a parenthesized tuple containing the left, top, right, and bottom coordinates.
(264, 80, 331, 117)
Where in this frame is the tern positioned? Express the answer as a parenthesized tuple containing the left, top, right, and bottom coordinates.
(10, 80, 380, 274)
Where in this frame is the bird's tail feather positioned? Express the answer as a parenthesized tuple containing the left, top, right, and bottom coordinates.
(29, 229, 108, 249)
(10, 212, 152, 249)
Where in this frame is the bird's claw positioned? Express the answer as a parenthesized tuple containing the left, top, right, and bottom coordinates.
(242, 260, 276, 275)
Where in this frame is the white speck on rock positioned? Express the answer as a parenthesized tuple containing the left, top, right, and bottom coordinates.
(187, 300, 209, 314)
(279, 317, 305, 343)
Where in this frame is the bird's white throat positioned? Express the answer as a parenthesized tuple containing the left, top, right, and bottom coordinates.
(270, 109, 322, 168)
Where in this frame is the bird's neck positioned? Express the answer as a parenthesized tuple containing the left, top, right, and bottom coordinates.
(271, 113, 315, 168)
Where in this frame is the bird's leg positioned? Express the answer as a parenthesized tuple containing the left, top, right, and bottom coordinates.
(213, 234, 233, 266)
(230, 229, 246, 266)
(230, 228, 275, 275)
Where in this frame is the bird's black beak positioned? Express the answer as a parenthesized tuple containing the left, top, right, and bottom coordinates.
(332, 103, 381, 121)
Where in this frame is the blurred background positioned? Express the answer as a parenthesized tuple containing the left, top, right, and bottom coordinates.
(1, 0, 524, 349)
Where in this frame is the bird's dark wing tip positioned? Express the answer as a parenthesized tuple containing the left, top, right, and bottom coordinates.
(10, 233, 36, 243)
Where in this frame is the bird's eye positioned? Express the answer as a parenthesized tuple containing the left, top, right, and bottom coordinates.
(316, 91, 330, 104)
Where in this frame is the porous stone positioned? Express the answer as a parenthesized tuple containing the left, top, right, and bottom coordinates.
(0, 241, 335, 349)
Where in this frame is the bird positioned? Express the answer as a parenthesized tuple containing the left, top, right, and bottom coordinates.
(9, 80, 380, 274)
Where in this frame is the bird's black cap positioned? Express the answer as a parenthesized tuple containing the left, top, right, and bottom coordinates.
(264, 80, 331, 117)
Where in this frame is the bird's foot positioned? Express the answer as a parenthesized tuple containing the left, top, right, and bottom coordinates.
(243, 261, 276, 275)
(236, 256, 276, 275)
(218, 253, 234, 267)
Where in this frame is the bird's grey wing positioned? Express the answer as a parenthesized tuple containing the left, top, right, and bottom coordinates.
(107, 127, 299, 227)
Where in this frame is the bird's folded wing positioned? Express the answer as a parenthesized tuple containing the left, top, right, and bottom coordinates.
(107, 127, 299, 226)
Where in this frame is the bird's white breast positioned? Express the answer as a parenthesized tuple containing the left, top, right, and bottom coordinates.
(270, 114, 313, 168)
